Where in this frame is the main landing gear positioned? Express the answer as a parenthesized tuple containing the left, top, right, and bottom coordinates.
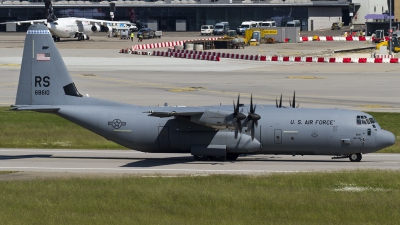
(193, 153, 239, 162)
(52, 36, 60, 42)
(75, 33, 89, 41)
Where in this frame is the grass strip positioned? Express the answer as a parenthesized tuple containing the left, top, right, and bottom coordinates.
(0, 171, 14, 175)
(0, 107, 399, 152)
(0, 170, 399, 225)
(0, 107, 125, 149)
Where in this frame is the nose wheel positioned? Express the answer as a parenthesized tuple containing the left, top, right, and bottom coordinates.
(349, 153, 362, 162)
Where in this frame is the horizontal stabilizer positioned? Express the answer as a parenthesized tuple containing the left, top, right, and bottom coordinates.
(10, 105, 60, 112)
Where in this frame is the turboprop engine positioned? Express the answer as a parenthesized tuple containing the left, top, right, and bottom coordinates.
(91, 24, 100, 32)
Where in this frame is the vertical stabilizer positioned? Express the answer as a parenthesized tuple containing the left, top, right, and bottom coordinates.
(15, 24, 82, 106)
(45, 0, 57, 22)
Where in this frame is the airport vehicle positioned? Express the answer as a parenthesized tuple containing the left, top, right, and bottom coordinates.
(137, 28, 162, 39)
(331, 22, 343, 30)
(373, 29, 385, 43)
(13, 24, 395, 162)
(260, 21, 276, 28)
(236, 21, 256, 35)
(285, 20, 301, 28)
(200, 25, 214, 35)
(213, 22, 230, 35)
(0, 0, 132, 42)
(375, 36, 400, 53)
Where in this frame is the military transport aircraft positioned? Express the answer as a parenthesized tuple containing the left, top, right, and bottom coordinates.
(0, 0, 134, 42)
(12, 24, 395, 162)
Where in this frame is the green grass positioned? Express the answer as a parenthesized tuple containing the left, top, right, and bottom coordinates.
(369, 112, 400, 153)
(0, 170, 400, 224)
(0, 107, 125, 149)
(0, 171, 14, 175)
(0, 107, 399, 152)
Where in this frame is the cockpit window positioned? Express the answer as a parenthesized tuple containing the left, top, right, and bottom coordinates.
(357, 115, 376, 125)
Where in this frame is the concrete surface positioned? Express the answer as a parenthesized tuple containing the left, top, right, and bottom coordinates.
(0, 149, 399, 179)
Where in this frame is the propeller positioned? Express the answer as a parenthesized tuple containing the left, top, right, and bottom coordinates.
(288, 91, 299, 108)
(276, 94, 283, 108)
(245, 94, 261, 141)
(232, 94, 246, 139)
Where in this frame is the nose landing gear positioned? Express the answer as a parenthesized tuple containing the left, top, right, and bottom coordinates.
(349, 153, 362, 162)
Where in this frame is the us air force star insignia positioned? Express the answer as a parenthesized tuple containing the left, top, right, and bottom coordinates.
(311, 130, 318, 137)
(108, 119, 126, 129)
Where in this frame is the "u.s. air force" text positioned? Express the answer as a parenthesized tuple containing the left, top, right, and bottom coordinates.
(290, 120, 335, 125)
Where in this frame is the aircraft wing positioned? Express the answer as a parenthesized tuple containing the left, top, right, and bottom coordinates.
(0, 19, 47, 25)
(146, 106, 236, 130)
(75, 18, 130, 26)
(146, 107, 204, 118)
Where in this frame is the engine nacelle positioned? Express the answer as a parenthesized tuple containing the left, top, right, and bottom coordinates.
(104, 26, 109, 32)
(91, 24, 100, 33)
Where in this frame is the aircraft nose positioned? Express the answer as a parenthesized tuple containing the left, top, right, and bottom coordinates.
(376, 130, 395, 149)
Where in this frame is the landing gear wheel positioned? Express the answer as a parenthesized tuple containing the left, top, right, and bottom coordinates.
(226, 153, 239, 161)
(56, 37, 60, 42)
(210, 156, 226, 161)
(193, 155, 208, 161)
(349, 153, 362, 162)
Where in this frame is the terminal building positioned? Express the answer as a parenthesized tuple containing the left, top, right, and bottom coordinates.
(0, 0, 365, 32)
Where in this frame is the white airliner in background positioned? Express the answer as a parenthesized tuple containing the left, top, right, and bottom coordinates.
(1, 17, 135, 42)
(0, 0, 135, 42)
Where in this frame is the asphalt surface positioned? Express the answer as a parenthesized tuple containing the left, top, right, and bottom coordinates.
(0, 30, 398, 179)
(0, 149, 399, 180)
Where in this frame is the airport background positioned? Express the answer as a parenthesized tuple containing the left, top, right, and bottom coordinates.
(0, 0, 399, 32)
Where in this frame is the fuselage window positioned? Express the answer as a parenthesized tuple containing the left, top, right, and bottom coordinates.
(369, 118, 375, 124)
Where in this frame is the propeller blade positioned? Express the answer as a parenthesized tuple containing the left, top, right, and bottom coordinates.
(279, 94, 282, 108)
(250, 94, 254, 113)
(236, 94, 240, 113)
(251, 125, 255, 141)
(232, 94, 245, 139)
(289, 99, 292, 107)
(248, 120, 254, 140)
(276, 98, 278, 108)
(234, 123, 239, 138)
(248, 120, 253, 131)
(292, 91, 296, 108)
(297, 102, 299, 108)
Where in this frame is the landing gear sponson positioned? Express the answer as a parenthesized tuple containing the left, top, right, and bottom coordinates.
(332, 153, 362, 162)
(193, 153, 239, 161)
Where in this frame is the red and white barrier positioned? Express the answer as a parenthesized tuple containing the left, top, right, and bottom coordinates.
(300, 36, 372, 42)
(375, 54, 394, 59)
(131, 37, 221, 51)
(125, 48, 398, 64)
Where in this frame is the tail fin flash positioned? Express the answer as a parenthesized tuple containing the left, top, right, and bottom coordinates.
(15, 24, 82, 106)
(45, 0, 57, 22)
